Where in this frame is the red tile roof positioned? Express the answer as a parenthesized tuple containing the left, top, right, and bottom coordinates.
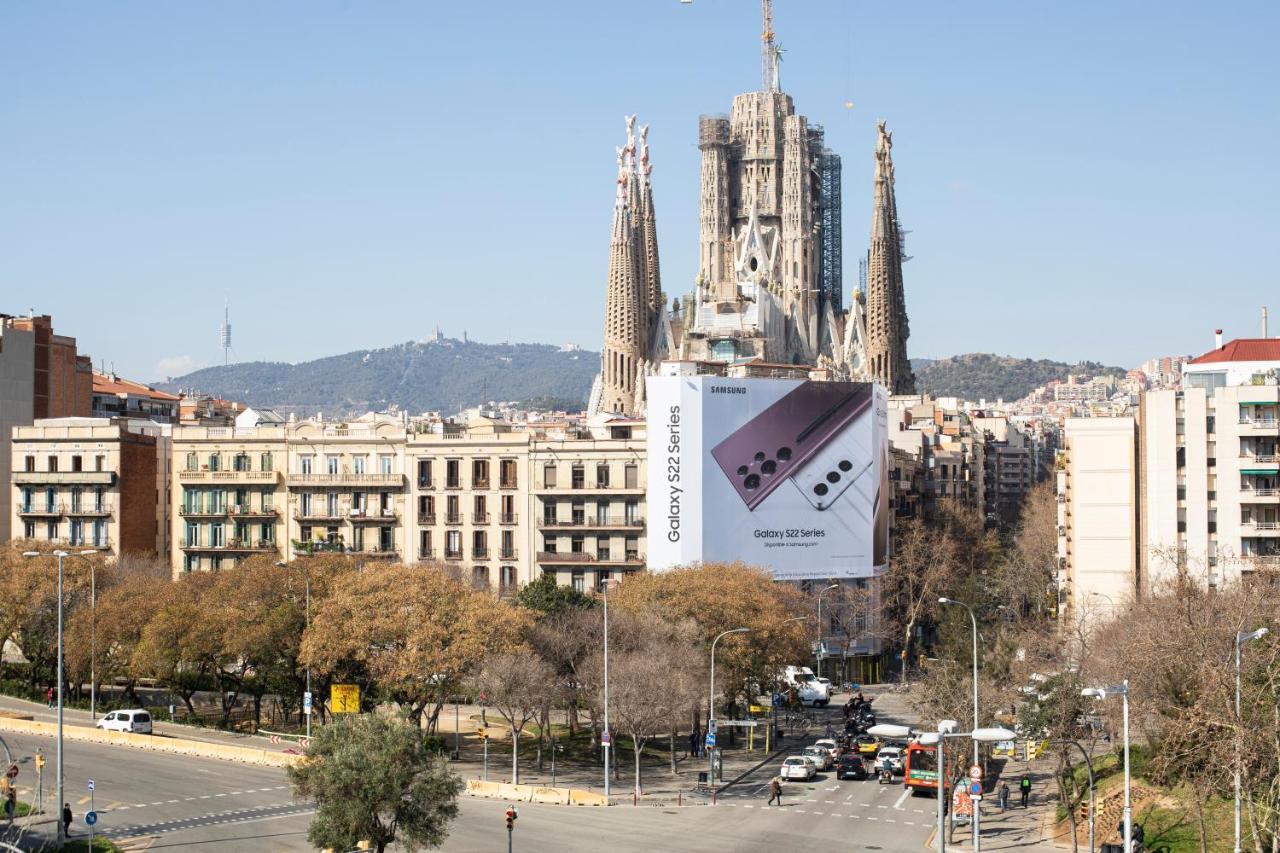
(92, 372, 181, 401)
(1189, 338, 1280, 364)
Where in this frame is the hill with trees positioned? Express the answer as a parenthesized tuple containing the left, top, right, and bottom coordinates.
(158, 338, 599, 416)
(914, 353, 1128, 402)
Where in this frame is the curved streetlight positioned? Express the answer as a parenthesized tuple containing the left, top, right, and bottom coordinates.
(709, 628, 751, 724)
(23, 548, 96, 845)
(815, 584, 839, 680)
(1051, 739, 1096, 853)
(1235, 627, 1268, 853)
(1082, 682, 1130, 853)
(938, 597, 980, 767)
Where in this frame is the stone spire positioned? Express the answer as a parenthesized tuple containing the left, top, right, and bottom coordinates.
(865, 121, 915, 394)
(601, 121, 646, 416)
(637, 124, 663, 331)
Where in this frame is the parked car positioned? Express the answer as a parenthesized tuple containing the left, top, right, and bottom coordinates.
(813, 738, 840, 760)
(802, 745, 833, 771)
(96, 709, 153, 735)
(875, 746, 904, 774)
(835, 754, 868, 780)
(781, 755, 818, 781)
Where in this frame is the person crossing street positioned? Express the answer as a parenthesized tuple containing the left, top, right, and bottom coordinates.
(767, 777, 783, 806)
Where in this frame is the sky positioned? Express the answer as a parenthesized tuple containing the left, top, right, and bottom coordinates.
(2, 1, 1278, 381)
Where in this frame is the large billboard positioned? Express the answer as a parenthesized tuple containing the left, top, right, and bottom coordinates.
(646, 375, 888, 580)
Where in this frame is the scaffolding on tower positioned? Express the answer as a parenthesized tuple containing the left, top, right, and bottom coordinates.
(818, 149, 843, 312)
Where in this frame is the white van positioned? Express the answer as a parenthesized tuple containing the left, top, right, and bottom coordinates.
(96, 709, 153, 734)
(781, 666, 831, 707)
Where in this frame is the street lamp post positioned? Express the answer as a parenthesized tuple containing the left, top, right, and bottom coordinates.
(602, 579, 613, 798)
(1235, 627, 1269, 853)
(1082, 682, 1131, 853)
(709, 628, 750, 782)
(815, 584, 838, 680)
(1052, 739, 1096, 853)
(89, 558, 96, 721)
(304, 569, 311, 743)
(23, 549, 95, 845)
(939, 598, 981, 851)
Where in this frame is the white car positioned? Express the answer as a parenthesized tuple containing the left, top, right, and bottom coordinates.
(780, 755, 817, 781)
(802, 745, 834, 771)
(875, 746, 904, 774)
(813, 738, 839, 760)
(817, 676, 834, 693)
(96, 709, 153, 735)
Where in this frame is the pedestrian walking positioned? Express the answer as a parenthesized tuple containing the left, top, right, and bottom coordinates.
(4, 788, 15, 820)
(689, 729, 699, 758)
(825, 721, 835, 740)
(998, 782, 1010, 812)
(1019, 774, 1031, 808)
(62, 803, 73, 836)
(46, 686, 55, 709)
(767, 777, 783, 806)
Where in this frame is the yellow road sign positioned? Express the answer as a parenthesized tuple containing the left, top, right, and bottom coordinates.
(331, 684, 361, 714)
(749, 705, 769, 714)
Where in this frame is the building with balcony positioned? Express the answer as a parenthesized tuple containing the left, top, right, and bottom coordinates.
(1, 314, 93, 541)
(408, 416, 531, 595)
(1056, 334, 1280, 629)
(171, 423, 288, 572)
(91, 371, 180, 423)
(11, 417, 167, 557)
(531, 418, 647, 593)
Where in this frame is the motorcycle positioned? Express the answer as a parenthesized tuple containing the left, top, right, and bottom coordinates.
(878, 766, 894, 785)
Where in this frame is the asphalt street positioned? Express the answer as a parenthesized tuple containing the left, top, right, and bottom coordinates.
(0, 690, 944, 851)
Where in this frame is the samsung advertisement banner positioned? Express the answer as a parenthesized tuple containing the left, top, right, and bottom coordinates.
(647, 376, 888, 580)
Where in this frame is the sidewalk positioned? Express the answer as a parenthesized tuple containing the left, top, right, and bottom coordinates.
(941, 757, 1060, 852)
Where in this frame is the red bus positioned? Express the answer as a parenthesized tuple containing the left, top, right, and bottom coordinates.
(902, 741, 938, 794)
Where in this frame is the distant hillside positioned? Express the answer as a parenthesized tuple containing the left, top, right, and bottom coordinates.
(158, 339, 598, 416)
(914, 353, 1129, 402)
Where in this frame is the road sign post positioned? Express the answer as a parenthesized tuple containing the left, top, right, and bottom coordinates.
(330, 684, 360, 714)
(87, 779, 95, 847)
(303, 691, 313, 716)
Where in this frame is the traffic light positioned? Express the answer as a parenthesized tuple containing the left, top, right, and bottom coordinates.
(505, 806, 517, 830)
(34, 754, 45, 770)
(476, 726, 486, 741)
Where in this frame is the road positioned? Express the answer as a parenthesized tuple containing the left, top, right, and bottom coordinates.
(0, 690, 953, 851)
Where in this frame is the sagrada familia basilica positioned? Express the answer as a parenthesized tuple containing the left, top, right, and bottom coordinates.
(590, 3, 915, 417)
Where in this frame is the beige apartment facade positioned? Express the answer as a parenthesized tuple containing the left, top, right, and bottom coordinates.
(12, 418, 168, 557)
(1057, 417, 1139, 627)
(531, 419, 647, 593)
(172, 424, 288, 572)
(165, 415, 649, 590)
(408, 418, 531, 595)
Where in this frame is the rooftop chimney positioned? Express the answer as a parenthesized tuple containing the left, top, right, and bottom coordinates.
(1264, 307, 1270, 338)
(1215, 329, 1224, 349)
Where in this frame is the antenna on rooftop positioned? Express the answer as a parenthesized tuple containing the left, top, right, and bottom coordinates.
(219, 300, 233, 366)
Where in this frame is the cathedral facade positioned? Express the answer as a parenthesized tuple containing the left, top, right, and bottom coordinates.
(592, 22, 913, 416)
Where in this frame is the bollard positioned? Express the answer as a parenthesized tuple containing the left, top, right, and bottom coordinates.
(678, 792, 682, 807)
(712, 787, 717, 805)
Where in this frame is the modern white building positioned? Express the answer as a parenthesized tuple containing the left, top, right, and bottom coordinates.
(1058, 335, 1280, 626)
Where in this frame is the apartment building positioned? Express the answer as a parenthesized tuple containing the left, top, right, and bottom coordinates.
(531, 418, 646, 593)
(408, 417, 531, 595)
(172, 423, 288, 571)
(887, 395, 984, 514)
(1, 314, 92, 541)
(11, 418, 168, 556)
(1056, 417, 1138, 625)
(91, 372, 181, 423)
(1056, 335, 1280, 628)
(163, 413, 649, 589)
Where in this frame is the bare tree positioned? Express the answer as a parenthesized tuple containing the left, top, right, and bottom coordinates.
(472, 649, 555, 785)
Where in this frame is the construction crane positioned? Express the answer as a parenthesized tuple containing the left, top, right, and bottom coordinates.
(678, 0, 782, 92)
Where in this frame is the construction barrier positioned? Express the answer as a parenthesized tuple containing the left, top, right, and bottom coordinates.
(464, 778, 603, 806)
(0, 717, 302, 768)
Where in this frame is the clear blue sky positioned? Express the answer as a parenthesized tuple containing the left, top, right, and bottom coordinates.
(3, 1, 1277, 381)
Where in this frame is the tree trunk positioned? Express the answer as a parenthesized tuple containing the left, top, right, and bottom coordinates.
(900, 616, 916, 684)
(670, 730, 678, 775)
(633, 734, 643, 798)
(511, 726, 520, 784)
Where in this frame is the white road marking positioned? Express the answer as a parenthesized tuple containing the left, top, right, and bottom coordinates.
(893, 788, 911, 810)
